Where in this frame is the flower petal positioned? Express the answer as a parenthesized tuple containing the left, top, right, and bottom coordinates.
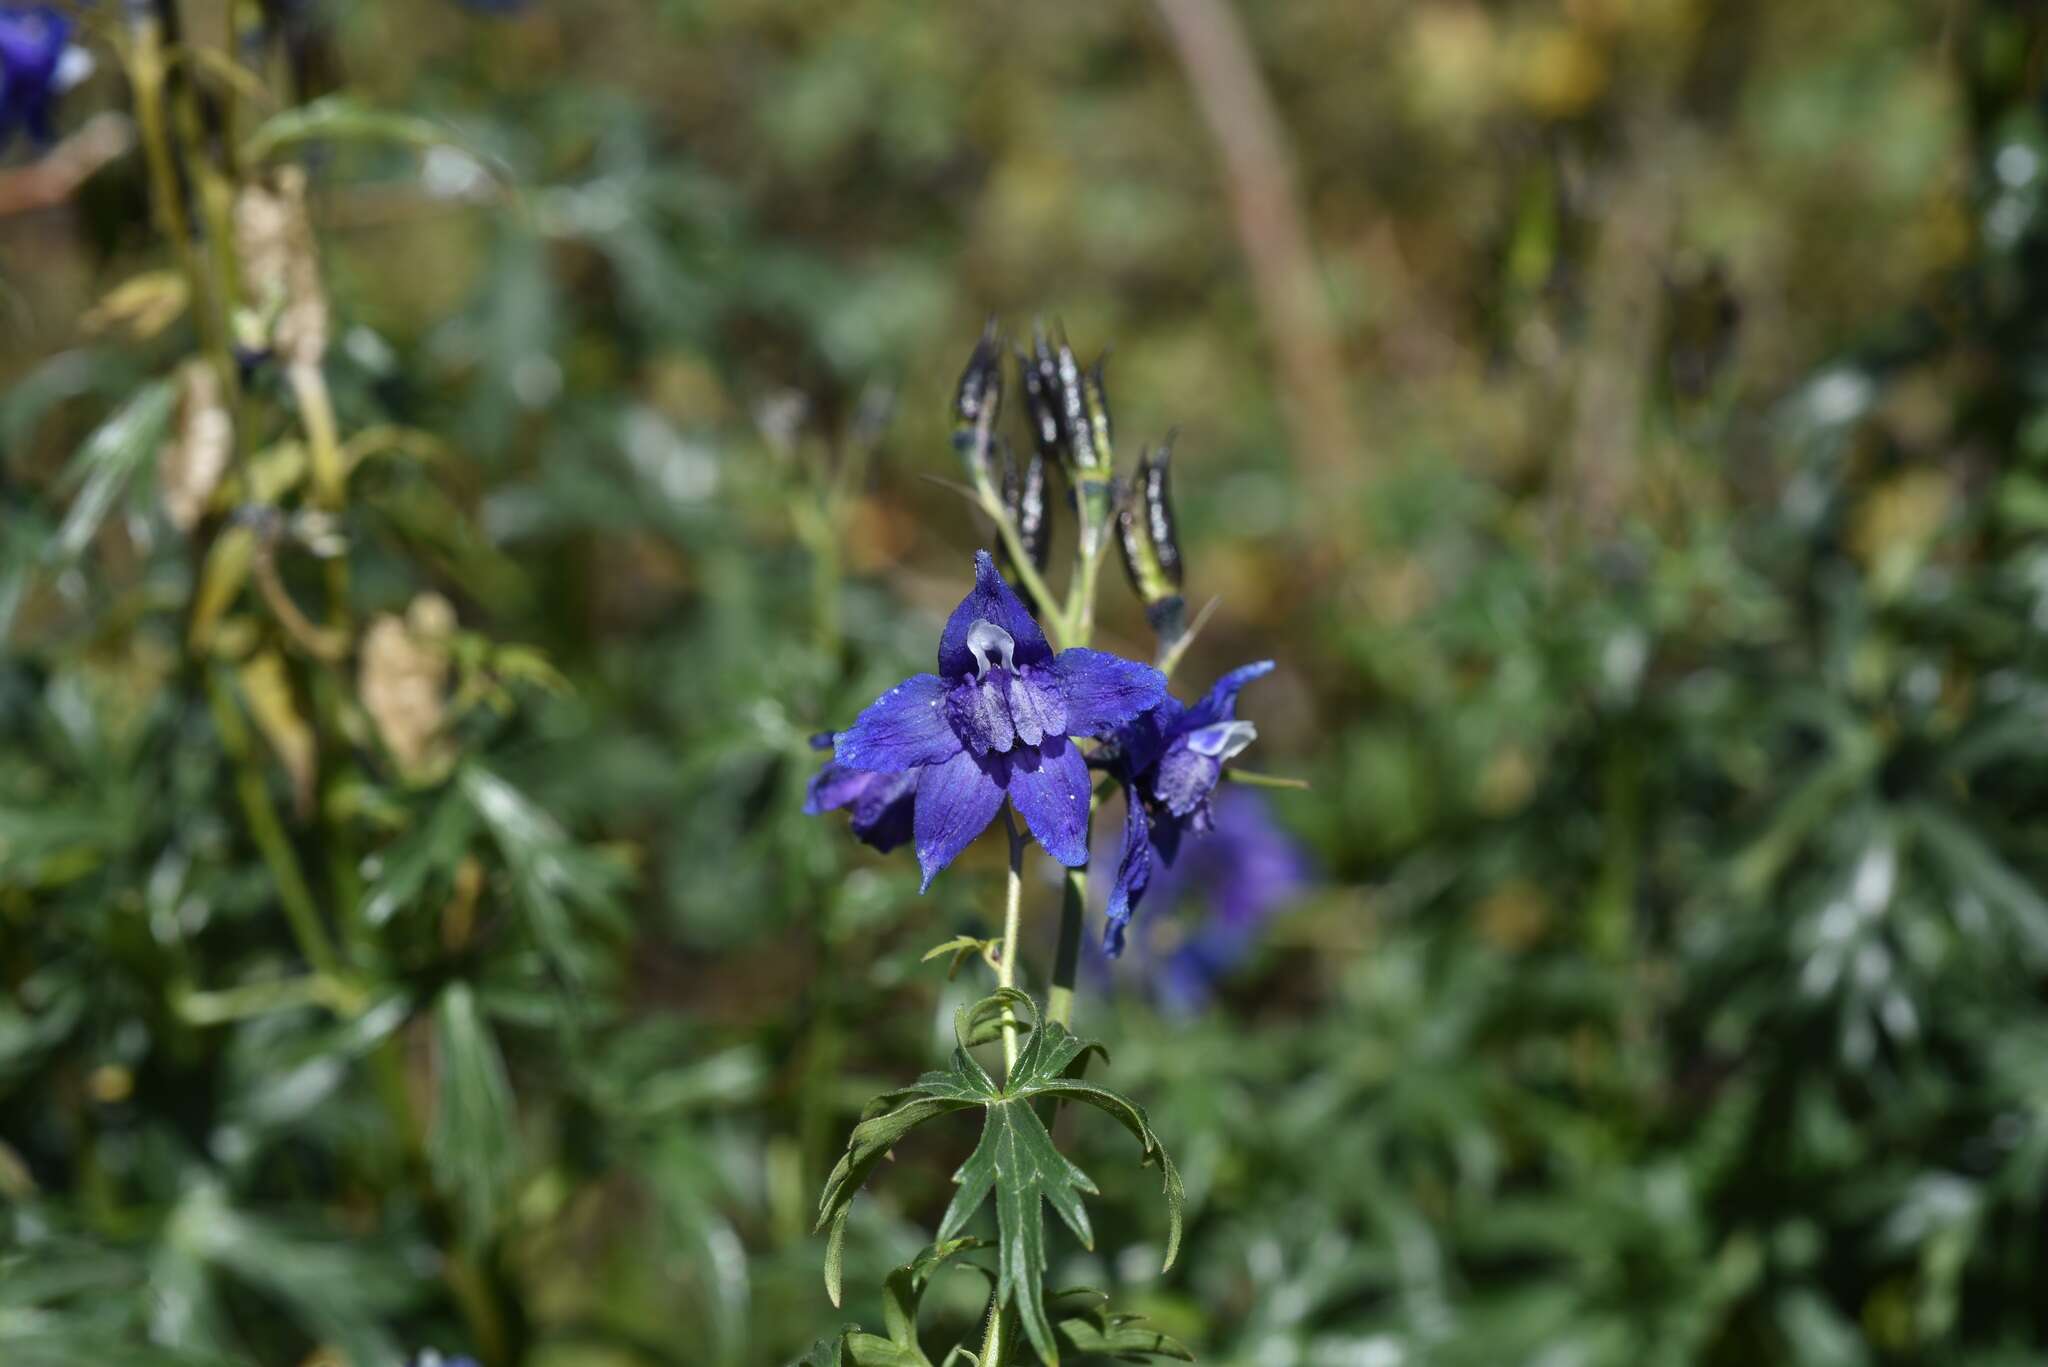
(912, 748, 1008, 890)
(1183, 660, 1275, 730)
(1052, 647, 1166, 735)
(946, 677, 1015, 755)
(1154, 741, 1222, 819)
(1006, 671, 1065, 748)
(1008, 735, 1091, 868)
(848, 771, 917, 852)
(835, 674, 958, 773)
(1103, 788, 1152, 958)
(938, 551, 1052, 678)
(804, 761, 879, 815)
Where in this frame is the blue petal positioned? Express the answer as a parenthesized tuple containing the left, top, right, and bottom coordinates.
(805, 762, 917, 853)
(912, 748, 1007, 890)
(1153, 741, 1222, 820)
(1006, 671, 1066, 747)
(848, 773, 917, 852)
(1111, 696, 1183, 779)
(1182, 660, 1275, 730)
(1103, 788, 1152, 958)
(1052, 647, 1166, 736)
(938, 551, 1052, 678)
(1007, 735, 1091, 868)
(946, 677, 1015, 755)
(836, 674, 959, 773)
(804, 761, 876, 815)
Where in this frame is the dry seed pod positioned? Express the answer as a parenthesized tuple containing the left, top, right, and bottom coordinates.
(234, 166, 329, 368)
(358, 593, 457, 780)
(160, 359, 233, 533)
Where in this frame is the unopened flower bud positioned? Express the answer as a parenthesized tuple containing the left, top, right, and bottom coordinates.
(1019, 330, 1065, 466)
(1000, 444, 1053, 573)
(1117, 435, 1186, 643)
(951, 320, 1003, 487)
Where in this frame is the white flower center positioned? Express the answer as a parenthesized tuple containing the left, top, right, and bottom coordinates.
(965, 619, 1016, 681)
(1186, 720, 1256, 762)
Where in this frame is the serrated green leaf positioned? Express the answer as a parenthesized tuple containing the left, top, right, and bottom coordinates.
(1048, 1289, 1194, 1362)
(816, 994, 1182, 1366)
(240, 95, 492, 168)
(428, 982, 517, 1246)
(52, 380, 176, 561)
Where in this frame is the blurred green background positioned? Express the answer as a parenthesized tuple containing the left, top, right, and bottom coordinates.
(12, 0, 2048, 1363)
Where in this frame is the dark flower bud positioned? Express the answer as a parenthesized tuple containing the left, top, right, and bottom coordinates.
(1019, 331, 1065, 465)
(1117, 435, 1186, 643)
(1000, 444, 1054, 573)
(1051, 327, 1109, 477)
(950, 320, 1003, 487)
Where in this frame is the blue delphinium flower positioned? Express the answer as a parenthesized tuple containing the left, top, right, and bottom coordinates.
(1102, 660, 1273, 954)
(0, 5, 81, 154)
(803, 732, 916, 853)
(1135, 789, 1310, 1012)
(831, 551, 1166, 888)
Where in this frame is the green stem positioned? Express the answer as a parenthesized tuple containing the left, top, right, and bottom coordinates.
(1046, 866, 1085, 1030)
(998, 810, 1026, 1073)
(979, 1294, 1011, 1366)
(204, 671, 343, 981)
(973, 482, 1069, 646)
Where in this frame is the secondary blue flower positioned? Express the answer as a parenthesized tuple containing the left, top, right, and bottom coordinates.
(1143, 790, 1310, 1011)
(832, 551, 1166, 889)
(803, 732, 916, 853)
(0, 6, 78, 153)
(1102, 660, 1273, 955)
(1095, 789, 1311, 1011)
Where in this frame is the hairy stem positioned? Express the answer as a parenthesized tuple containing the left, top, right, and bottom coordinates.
(979, 1294, 1011, 1366)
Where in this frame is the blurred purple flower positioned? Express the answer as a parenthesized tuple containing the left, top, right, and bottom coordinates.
(1101, 661, 1273, 954)
(827, 551, 1164, 889)
(0, 6, 84, 154)
(1105, 789, 1311, 1012)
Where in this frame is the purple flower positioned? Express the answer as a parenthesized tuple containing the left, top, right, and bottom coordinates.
(0, 6, 80, 153)
(831, 551, 1166, 889)
(1102, 661, 1273, 955)
(803, 732, 916, 853)
(1118, 789, 1310, 1012)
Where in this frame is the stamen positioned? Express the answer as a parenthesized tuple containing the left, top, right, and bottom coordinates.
(1186, 720, 1256, 762)
(965, 619, 1016, 681)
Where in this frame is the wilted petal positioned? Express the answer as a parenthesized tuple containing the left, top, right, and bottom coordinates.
(1006, 671, 1065, 747)
(1183, 660, 1275, 730)
(836, 674, 958, 773)
(913, 748, 1007, 890)
(1103, 789, 1152, 958)
(1052, 647, 1165, 735)
(939, 551, 1051, 677)
(1007, 736, 1091, 868)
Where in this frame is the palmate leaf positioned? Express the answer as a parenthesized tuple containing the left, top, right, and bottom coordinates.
(816, 991, 1184, 1366)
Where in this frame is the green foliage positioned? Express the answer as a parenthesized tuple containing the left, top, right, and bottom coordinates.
(818, 992, 1180, 1363)
(14, 1, 2048, 1364)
